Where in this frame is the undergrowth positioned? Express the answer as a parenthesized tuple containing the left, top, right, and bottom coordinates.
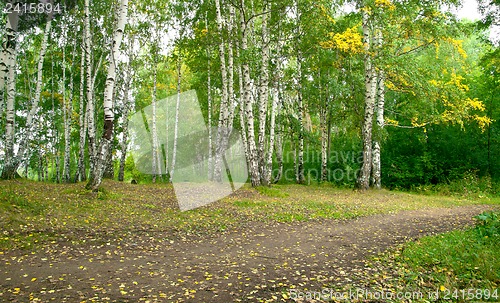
(374, 211, 500, 302)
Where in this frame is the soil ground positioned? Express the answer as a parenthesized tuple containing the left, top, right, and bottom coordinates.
(0, 204, 494, 303)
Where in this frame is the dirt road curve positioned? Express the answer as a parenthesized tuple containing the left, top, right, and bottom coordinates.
(0, 205, 494, 302)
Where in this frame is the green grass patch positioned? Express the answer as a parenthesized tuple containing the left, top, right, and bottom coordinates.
(255, 186, 289, 198)
(373, 211, 500, 302)
(0, 189, 45, 216)
(1, 179, 499, 251)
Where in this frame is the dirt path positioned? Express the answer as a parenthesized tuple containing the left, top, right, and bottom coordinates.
(0, 205, 494, 302)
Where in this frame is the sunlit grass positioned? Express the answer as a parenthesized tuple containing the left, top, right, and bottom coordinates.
(0, 179, 499, 250)
(371, 211, 500, 302)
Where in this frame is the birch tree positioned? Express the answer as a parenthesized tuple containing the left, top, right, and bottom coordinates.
(87, 0, 129, 190)
(76, 33, 87, 182)
(371, 29, 385, 189)
(295, 0, 305, 184)
(118, 37, 135, 182)
(1, 12, 18, 179)
(356, 9, 377, 190)
(212, 0, 230, 182)
(2, 13, 52, 179)
(84, 0, 97, 179)
(257, 4, 271, 184)
(239, 0, 261, 186)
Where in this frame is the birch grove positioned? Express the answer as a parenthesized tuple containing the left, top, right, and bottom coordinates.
(2, 14, 52, 179)
(0, 0, 492, 193)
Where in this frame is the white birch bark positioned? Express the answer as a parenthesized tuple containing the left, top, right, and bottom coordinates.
(206, 14, 214, 180)
(169, 54, 182, 181)
(87, 0, 129, 190)
(357, 11, 377, 190)
(263, 86, 278, 185)
(151, 48, 163, 183)
(371, 30, 385, 189)
(239, 0, 260, 186)
(84, 0, 97, 178)
(1, 15, 17, 179)
(63, 32, 76, 183)
(0, 42, 6, 119)
(213, 0, 230, 182)
(258, 6, 270, 184)
(151, 58, 159, 183)
(118, 35, 135, 182)
(226, 5, 236, 129)
(273, 123, 284, 183)
(320, 102, 328, 182)
(3, 16, 51, 178)
(273, 86, 284, 184)
(77, 37, 87, 182)
(236, 44, 250, 171)
(118, 49, 133, 182)
(295, 1, 305, 184)
(62, 39, 70, 182)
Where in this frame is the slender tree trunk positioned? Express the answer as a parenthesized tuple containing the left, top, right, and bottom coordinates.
(151, 53, 163, 183)
(151, 59, 159, 183)
(118, 39, 134, 182)
(84, 0, 97, 179)
(3, 16, 51, 179)
(63, 34, 75, 183)
(76, 39, 87, 182)
(226, 5, 236, 129)
(52, 59, 60, 184)
(38, 152, 43, 181)
(240, 0, 260, 186)
(0, 37, 7, 119)
(212, 0, 230, 182)
(371, 30, 385, 189)
(371, 71, 384, 189)
(357, 11, 377, 190)
(169, 53, 182, 181)
(295, 0, 305, 184)
(62, 43, 70, 182)
(320, 101, 328, 182)
(263, 86, 278, 185)
(1, 15, 17, 179)
(258, 6, 271, 184)
(87, 0, 129, 190)
(274, 128, 283, 183)
(273, 89, 284, 184)
(206, 14, 214, 181)
(296, 56, 305, 184)
(118, 87, 131, 182)
(236, 44, 250, 171)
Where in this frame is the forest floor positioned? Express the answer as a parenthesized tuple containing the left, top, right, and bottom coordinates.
(0, 180, 499, 302)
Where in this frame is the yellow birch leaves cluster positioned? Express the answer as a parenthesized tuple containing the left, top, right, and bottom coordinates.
(428, 72, 492, 131)
(320, 26, 363, 54)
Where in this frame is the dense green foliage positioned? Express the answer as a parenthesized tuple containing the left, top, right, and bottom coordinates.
(0, 0, 499, 192)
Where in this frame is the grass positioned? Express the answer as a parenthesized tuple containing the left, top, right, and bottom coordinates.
(1, 179, 500, 250)
(365, 211, 500, 302)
